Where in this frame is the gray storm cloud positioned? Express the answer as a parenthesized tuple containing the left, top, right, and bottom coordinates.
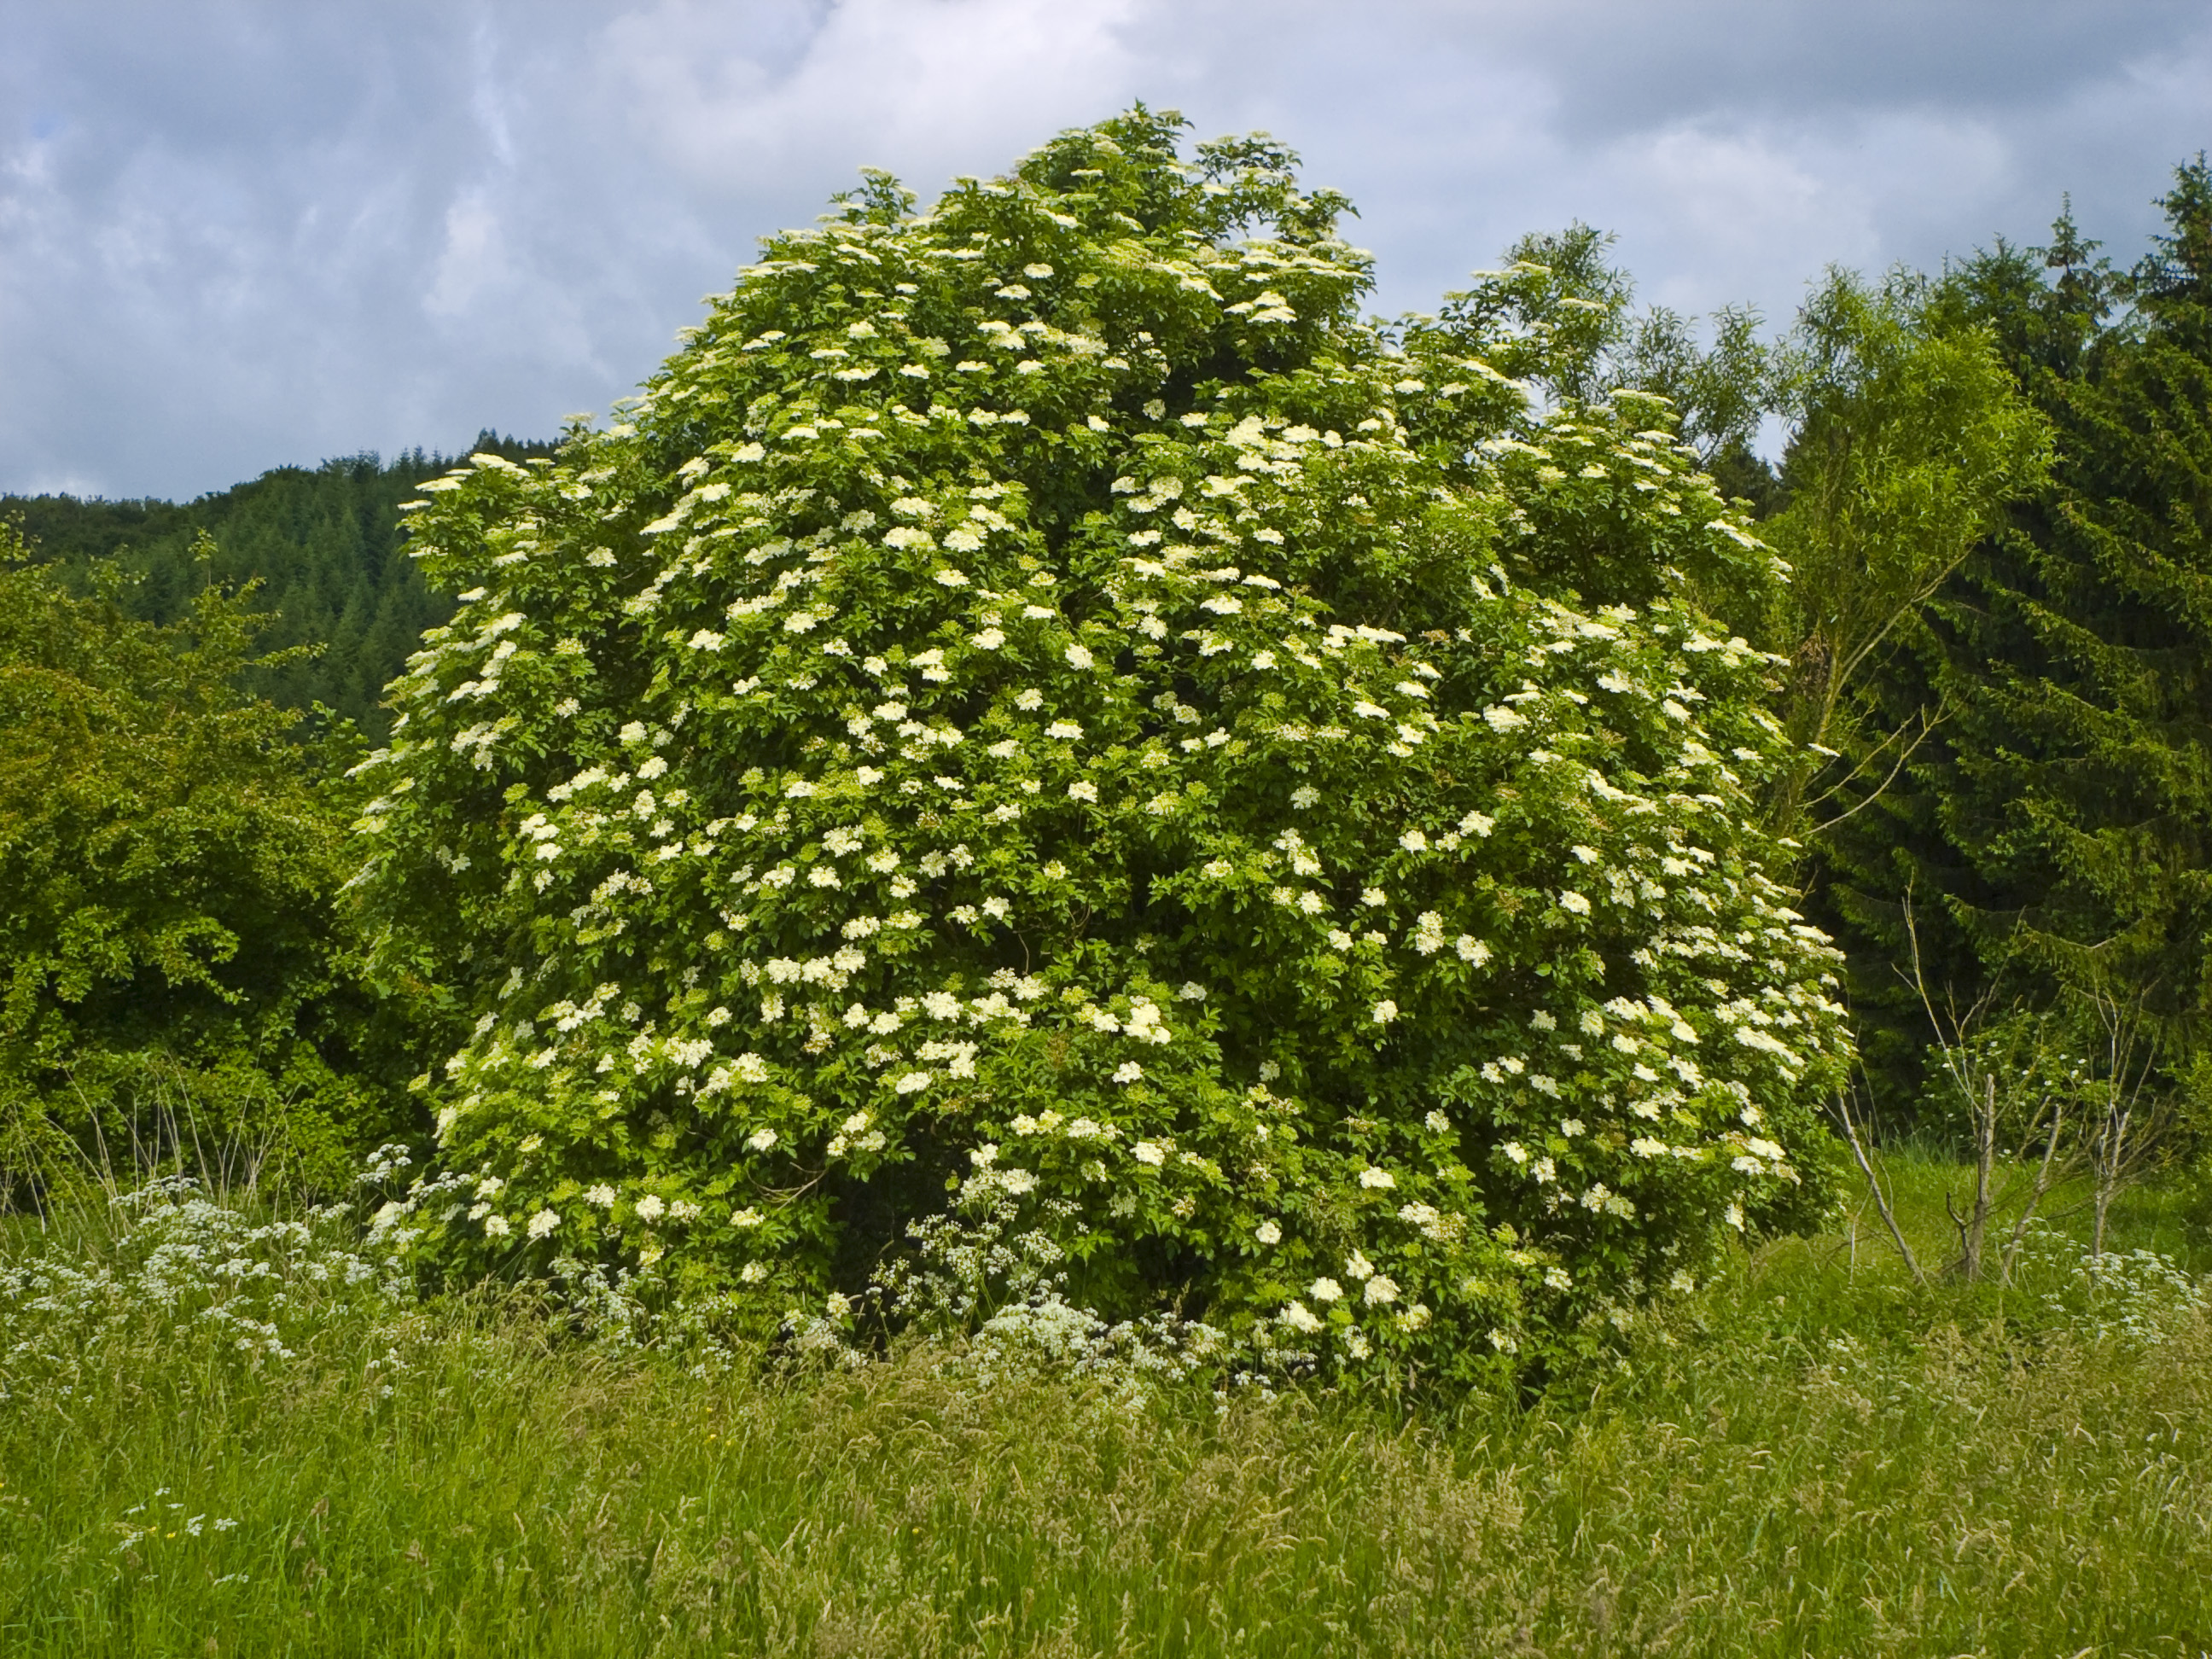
(3, 0, 2208, 499)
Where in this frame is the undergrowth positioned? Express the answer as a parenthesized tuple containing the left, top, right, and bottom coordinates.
(3, 1149, 2209, 1656)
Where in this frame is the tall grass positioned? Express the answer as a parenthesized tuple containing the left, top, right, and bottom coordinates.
(3, 1154, 2209, 1656)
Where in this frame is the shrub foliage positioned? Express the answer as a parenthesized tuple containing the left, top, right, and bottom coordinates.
(357, 110, 1848, 1379)
(0, 533, 417, 1198)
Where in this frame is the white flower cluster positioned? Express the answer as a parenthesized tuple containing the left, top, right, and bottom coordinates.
(0, 1175, 420, 1387)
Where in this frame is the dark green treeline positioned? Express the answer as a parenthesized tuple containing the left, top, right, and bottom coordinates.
(3, 431, 554, 740)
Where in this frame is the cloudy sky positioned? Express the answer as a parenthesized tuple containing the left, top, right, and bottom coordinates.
(4, 1, 2208, 502)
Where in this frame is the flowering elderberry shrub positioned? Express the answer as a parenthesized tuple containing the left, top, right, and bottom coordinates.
(355, 110, 1848, 1383)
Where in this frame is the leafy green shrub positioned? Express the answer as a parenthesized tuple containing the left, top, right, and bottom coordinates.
(0, 534, 428, 1201)
(356, 109, 1849, 1382)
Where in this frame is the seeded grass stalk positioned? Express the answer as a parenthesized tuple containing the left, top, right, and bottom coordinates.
(3, 1158, 2209, 1657)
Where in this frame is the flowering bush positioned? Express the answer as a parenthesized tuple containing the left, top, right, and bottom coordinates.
(352, 109, 1848, 1382)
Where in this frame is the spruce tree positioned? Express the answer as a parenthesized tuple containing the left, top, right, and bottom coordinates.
(1821, 165, 2212, 1109)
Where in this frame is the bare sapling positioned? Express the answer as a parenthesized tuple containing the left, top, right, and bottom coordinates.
(1899, 896, 2075, 1284)
(1832, 1068, 1926, 1285)
(2072, 976, 2168, 1275)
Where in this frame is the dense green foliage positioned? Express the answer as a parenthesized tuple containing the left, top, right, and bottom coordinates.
(1755, 271, 2053, 836)
(352, 112, 1849, 1381)
(3, 433, 551, 740)
(0, 526, 424, 1199)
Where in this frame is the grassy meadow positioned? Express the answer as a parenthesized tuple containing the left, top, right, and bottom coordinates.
(3, 1155, 2209, 1657)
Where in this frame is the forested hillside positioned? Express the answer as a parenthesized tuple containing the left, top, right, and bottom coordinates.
(3, 431, 553, 738)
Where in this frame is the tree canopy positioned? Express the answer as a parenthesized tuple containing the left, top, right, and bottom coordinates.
(0, 525, 422, 1199)
(1808, 166, 2212, 1117)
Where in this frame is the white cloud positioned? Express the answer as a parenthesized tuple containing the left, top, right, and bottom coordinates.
(2, 0, 2209, 498)
(597, 0, 1143, 189)
(425, 189, 507, 317)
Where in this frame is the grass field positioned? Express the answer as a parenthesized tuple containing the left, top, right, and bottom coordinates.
(3, 1152, 2209, 1657)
